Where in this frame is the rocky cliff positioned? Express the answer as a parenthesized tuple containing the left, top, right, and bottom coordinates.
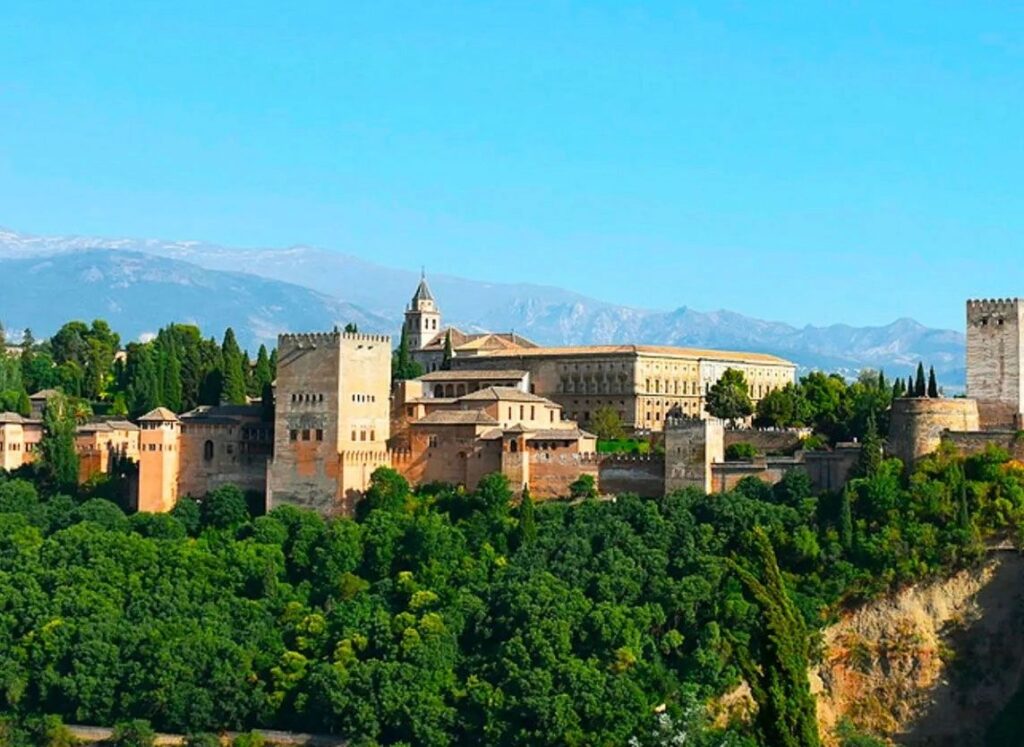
(813, 552, 1024, 746)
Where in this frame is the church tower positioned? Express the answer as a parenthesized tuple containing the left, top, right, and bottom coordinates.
(404, 272, 442, 350)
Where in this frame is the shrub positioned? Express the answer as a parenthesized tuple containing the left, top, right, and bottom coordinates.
(111, 719, 156, 747)
(725, 442, 758, 461)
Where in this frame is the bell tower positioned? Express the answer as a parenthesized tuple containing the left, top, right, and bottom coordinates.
(404, 271, 441, 350)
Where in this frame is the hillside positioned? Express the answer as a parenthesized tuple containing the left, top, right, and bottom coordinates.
(0, 227, 966, 382)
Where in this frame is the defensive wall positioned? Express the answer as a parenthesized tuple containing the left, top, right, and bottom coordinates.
(723, 427, 810, 455)
(888, 398, 981, 469)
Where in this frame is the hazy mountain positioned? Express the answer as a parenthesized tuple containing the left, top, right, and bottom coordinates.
(0, 250, 391, 350)
(0, 227, 967, 383)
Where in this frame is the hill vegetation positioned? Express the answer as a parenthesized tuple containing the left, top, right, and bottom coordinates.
(2, 435, 1024, 745)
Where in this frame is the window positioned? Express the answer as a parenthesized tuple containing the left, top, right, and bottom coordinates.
(360, 430, 367, 441)
(289, 430, 298, 441)
(428, 435, 438, 448)
(370, 430, 376, 441)
(203, 440, 214, 460)
(302, 429, 310, 441)
(316, 429, 324, 441)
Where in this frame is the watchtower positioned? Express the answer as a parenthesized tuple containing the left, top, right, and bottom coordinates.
(966, 298, 1024, 428)
(137, 407, 181, 513)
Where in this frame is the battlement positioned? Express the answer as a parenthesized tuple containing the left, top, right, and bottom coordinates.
(341, 332, 392, 345)
(967, 298, 1023, 318)
(339, 448, 390, 463)
(278, 332, 341, 346)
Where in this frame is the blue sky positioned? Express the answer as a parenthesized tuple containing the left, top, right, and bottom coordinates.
(1, 2, 1022, 331)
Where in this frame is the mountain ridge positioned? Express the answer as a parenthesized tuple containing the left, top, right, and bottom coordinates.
(0, 227, 967, 383)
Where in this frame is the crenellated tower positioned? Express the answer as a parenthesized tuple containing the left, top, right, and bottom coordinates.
(966, 298, 1024, 428)
(267, 330, 392, 516)
(404, 272, 442, 350)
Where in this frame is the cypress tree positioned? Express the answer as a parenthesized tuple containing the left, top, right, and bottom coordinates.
(126, 344, 160, 417)
(253, 344, 273, 392)
(928, 367, 939, 398)
(163, 342, 183, 413)
(892, 378, 904, 399)
(915, 363, 927, 398)
(15, 390, 31, 417)
(518, 485, 537, 545)
(728, 528, 821, 747)
(392, 325, 422, 381)
(441, 329, 454, 371)
(220, 328, 248, 405)
(956, 470, 971, 532)
(839, 487, 854, 552)
(877, 369, 886, 392)
(857, 412, 883, 478)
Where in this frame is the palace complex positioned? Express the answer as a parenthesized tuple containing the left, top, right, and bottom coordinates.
(1, 276, 852, 517)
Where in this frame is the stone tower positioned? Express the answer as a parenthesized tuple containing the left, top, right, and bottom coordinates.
(966, 298, 1024, 428)
(404, 273, 441, 350)
(137, 407, 181, 513)
(267, 330, 392, 516)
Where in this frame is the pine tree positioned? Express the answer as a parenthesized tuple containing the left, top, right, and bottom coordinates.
(839, 486, 854, 552)
(220, 328, 248, 405)
(441, 329, 454, 371)
(39, 392, 79, 493)
(928, 366, 939, 398)
(915, 363, 927, 398)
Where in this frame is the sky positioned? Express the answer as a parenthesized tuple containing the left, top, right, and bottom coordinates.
(1, 2, 1022, 331)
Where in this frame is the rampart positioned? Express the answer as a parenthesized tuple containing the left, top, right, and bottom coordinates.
(888, 398, 980, 469)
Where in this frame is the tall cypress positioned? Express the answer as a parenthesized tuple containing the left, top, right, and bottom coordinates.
(163, 341, 183, 413)
(441, 330, 454, 371)
(839, 486, 854, 552)
(728, 528, 821, 747)
(220, 328, 248, 405)
(877, 369, 886, 392)
(915, 363, 927, 398)
(39, 393, 79, 493)
(928, 367, 939, 398)
(252, 344, 273, 396)
(518, 485, 537, 545)
(857, 412, 883, 478)
(907, 375, 915, 398)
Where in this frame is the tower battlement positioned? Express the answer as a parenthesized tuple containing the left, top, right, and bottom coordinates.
(341, 332, 391, 345)
(278, 331, 341, 346)
(967, 298, 1024, 320)
(966, 298, 1024, 428)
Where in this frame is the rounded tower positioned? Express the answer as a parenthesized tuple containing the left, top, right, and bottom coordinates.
(404, 272, 441, 350)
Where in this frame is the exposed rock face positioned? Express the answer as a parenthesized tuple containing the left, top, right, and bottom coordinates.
(813, 552, 1024, 746)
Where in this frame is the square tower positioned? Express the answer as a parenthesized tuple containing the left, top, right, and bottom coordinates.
(267, 331, 392, 516)
(966, 298, 1024, 428)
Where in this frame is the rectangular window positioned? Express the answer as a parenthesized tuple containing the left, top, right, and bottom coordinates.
(428, 435, 438, 448)
(316, 429, 324, 441)
(301, 429, 310, 441)
(360, 430, 367, 441)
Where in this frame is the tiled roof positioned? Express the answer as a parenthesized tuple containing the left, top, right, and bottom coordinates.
(180, 404, 265, 423)
(421, 328, 539, 351)
(413, 410, 500, 426)
(0, 412, 27, 424)
(527, 428, 594, 441)
(466, 344, 794, 365)
(138, 407, 180, 422)
(459, 386, 553, 404)
(77, 419, 140, 433)
(418, 369, 528, 382)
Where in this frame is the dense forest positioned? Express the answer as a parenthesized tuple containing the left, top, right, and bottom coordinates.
(2, 434, 1023, 745)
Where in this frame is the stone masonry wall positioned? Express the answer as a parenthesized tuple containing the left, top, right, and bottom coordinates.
(888, 398, 980, 469)
(966, 298, 1024, 428)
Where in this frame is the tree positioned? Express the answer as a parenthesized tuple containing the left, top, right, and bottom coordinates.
(928, 367, 939, 398)
(111, 720, 156, 747)
(517, 485, 537, 545)
(856, 412, 883, 478)
(251, 344, 273, 399)
(728, 528, 820, 747)
(704, 368, 754, 425)
(754, 384, 802, 429)
(441, 330, 454, 371)
(343, 323, 359, 334)
(201, 484, 250, 529)
(221, 329, 248, 405)
(162, 340, 184, 413)
(569, 474, 598, 500)
(590, 406, 625, 441)
(39, 392, 79, 493)
(915, 363, 927, 398)
(839, 486, 854, 551)
(392, 325, 424, 382)
(907, 375, 915, 397)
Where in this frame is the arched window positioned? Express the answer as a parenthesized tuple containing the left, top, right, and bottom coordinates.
(203, 440, 214, 461)
(509, 440, 518, 453)
(434, 384, 444, 397)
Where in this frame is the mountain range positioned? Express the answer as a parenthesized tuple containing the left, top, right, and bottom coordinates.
(0, 227, 966, 384)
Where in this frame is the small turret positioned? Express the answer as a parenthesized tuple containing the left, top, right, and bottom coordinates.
(404, 271, 442, 350)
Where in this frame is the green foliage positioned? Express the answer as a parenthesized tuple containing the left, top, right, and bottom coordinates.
(441, 329, 454, 370)
(111, 720, 156, 747)
(220, 329, 248, 405)
(568, 473, 598, 500)
(596, 438, 650, 455)
(2, 438, 1022, 745)
(725, 442, 758, 461)
(232, 731, 264, 747)
(728, 528, 819, 747)
(185, 734, 222, 747)
(38, 392, 79, 494)
(928, 366, 939, 398)
(915, 362, 927, 398)
(590, 405, 626, 441)
(705, 368, 753, 424)
(392, 325, 425, 381)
